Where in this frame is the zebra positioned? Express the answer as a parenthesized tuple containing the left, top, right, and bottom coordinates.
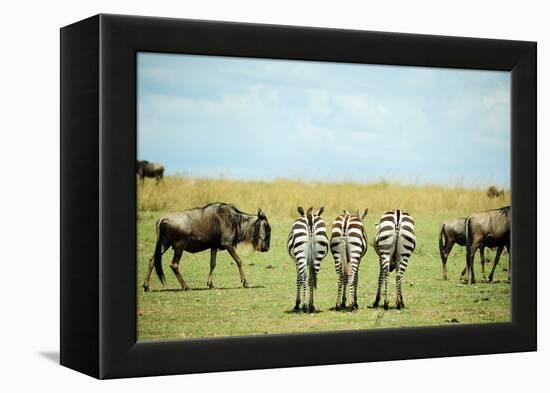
(287, 206, 329, 313)
(372, 210, 416, 310)
(330, 209, 368, 310)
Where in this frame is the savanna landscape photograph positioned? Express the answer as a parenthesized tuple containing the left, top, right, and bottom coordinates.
(136, 53, 511, 341)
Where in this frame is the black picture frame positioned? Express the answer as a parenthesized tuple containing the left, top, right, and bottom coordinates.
(60, 14, 536, 379)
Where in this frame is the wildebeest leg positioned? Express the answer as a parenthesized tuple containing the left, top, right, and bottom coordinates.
(460, 264, 467, 282)
(442, 242, 454, 281)
(170, 247, 190, 291)
(207, 248, 217, 289)
(465, 239, 479, 284)
(480, 246, 487, 282)
(143, 246, 168, 291)
(226, 247, 249, 288)
(487, 245, 504, 283)
(142, 256, 155, 291)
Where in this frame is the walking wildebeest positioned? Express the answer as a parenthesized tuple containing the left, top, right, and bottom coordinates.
(463, 206, 510, 284)
(142, 202, 271, 291)
(137, 160, 164, 184)
(487, 186, 505, 198)
(439, 217, 491, 281)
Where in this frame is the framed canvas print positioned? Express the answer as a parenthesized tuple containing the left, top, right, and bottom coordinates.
(60, 14, 536, 379)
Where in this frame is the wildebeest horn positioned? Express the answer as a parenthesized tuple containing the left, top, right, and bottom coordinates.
(297, 207, 305, 216)
(257, 208, 266, 219)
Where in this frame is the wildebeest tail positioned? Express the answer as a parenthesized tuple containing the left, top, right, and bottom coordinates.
(153, 219, 166, 285)
(465, 217, 473, 273)
(439, 224, 447, 264)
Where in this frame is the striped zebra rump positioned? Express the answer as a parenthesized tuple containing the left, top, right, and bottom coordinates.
(330, 209, 368, 310)
(288, 206, 328, 313)
(373, 210, 416, 310)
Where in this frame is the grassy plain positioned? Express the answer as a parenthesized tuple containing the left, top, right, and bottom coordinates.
(137, 177, 510, 341)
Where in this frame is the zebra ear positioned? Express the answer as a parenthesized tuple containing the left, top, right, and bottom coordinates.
(317, 207, 324, 216)
(297, 207, 305, 216)
(362, 208, 369, 220)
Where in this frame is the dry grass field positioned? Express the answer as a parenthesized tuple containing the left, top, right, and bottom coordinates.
(137, 177, 510, 341)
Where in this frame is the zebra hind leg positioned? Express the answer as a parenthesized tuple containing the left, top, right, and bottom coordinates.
(334, 274, 346, 311)
(307, 273, 315, 313)
(302, 273, 308, 313)
(396, 267, 405, 309)
(294, 270, 302, 312)
(373, 258, 384, 308)
(382, 258, 390, 310)
(348, 266, 358, 311)
(335, 266, 344, 310)
(352, 268, 359, 310)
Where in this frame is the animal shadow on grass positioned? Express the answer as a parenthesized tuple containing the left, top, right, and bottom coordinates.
(366, 304, 404, 311)
(284, 308, 323, 315)
(149, 285, 265, 292)
(328, 306, 360, 312)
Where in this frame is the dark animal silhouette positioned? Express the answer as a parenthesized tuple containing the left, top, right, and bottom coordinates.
(137, 160, 164, 184)
(487, 186, 505, 198)
(463, 206, 510, 284)
(142, 202, 271, 291)
(439, 217, 491, 281)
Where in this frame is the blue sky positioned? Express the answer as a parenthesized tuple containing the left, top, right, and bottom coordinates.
(137, 52, 510, 187)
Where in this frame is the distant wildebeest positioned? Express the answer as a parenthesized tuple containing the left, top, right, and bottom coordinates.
(330, 209, 368, 310)
(142, 202, 271, 291)
(287, 207, 328, 313)
(439, 217, 491, 281)
(463, 206, 510, 284)
(373, 210, 416, 310)
(137, 160, 164, 184)
(487, 186, 505, 198)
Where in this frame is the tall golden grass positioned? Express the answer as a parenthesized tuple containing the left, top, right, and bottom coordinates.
(138, 177, 510, 219)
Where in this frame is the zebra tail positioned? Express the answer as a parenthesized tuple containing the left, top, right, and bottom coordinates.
(439, 224, 447, 264)
(153, 219, 166, 285)
(308, 238, 317, 289)
(340, 237, 350, 278)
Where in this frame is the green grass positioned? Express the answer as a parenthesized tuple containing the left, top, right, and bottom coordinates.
(137, 179, 510, 341)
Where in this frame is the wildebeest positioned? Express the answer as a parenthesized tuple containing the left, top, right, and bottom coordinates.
(487, 186, 505, 198)
(142, 202, 271, 291)
(439, 217, 491, 281)
(137, 160, 164, 184)
(463, 206, 510, 284)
